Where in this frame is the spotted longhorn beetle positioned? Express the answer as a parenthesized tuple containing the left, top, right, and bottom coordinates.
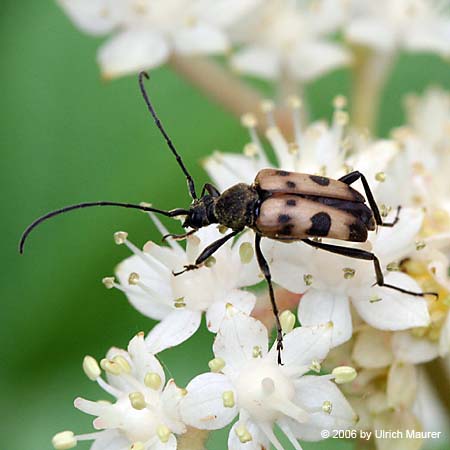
(20, 72, 436, 364)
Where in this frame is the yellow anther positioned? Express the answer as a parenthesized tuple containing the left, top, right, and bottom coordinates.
(129, 392, 146, 410)
(114, 231, 128, 245)
(235, 424, 253, 443)
(82, 356, 101, 381)
(369, 295, 382, 303)
(100, 358, 122, 376)
(130, 442, 145, 450)
(112, 355, 131, 373)
(244, 143, 258, 157)
(222, 390, 235, 408)
(180, 388, 188, 396)
(288, 142, 300, 154)
(208, 357, 226, 373)
(252, 345, 262, 358)
(241, 113, 257, 128)
(128, 272, 140, 285)
(332, 366, 357, 384)
(380, 204, 391, 218)
(217, 224, 228, 234)
(52, 431, 76, 449)
(239, 242, 254, 264)
(205, 256, 216, 268)
(333, 95, 347, 109)
(310, 359, 321, 373)
(280, 310, 296, 333)
(156, 424, 171, 444)
(386, 262, 400, 272)
(415, 241, 426, 251)
(261, 99, 275, 113)
(287, 95, 302, 109)
(144, 371, 162, 390)
(375, 172, 386, 182)
(304, 274, 313, 286)
(343, 268, 356, 279)
(174, 297, 186, 308)
(102, 277, 115, 289)
(322, 400, 333, 414)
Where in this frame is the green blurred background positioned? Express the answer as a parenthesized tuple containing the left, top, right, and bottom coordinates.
(2, 1, 450, 449)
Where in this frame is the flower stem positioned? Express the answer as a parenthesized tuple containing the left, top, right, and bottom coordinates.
(169, 55, 294, 138)
(350, 46, 394, 134)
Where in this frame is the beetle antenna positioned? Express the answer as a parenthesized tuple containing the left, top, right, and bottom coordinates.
(19, 201, 189, 254)
(139, 71, 198, 200)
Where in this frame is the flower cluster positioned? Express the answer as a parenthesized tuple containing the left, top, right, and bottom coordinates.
(52, 88, 450, 449)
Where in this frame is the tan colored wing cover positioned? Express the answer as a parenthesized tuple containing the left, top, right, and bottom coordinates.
(255, 195, 368, 242)
(254, 169, 365, 202)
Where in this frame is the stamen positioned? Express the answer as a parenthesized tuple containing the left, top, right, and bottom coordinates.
(174, 297, 186, 308)
(235, 424, 253, 443)
(343, 268, 356, 279)
(82, 356, 101, 380)
(239, 242, 254, 264)
(278, 421, 304, 450)
(112, 355, 131, 374)
(310, 359, 321, 373)
(240, 113, 269, 165)
(303, 274, 313, 286)
(332, 366, 357, 384)
(129, 392, 146, 410)
(73, 397, 110, 416)
(252, 345, 262, 358)
(243, 143, 258, 157)
(287, 95, 303, 143)
(322, 400, 333, 414)
(128, 272, 162, 298)
(386, 262, 400, 272)
(222, 390, 235, 408)
(52, 431, 77, 449)
(100, 358, 122, 376)
(208, 357, 225, 373)
(261, 99, 275, 128)
(375, 172, 386, 182)
(130, 442, 145, 450)
(369, 295, 382, 303)
(205, 256, 216, 268)
(415, 240, 426, 251)
(102, 277, 115, 289)
(266, 126, 292, 169)
(144, 372, 162, 390)
(114, 231, 128, 244)
(280, 310, 296, 333)
(156, 425, 171, 444)
(333, 95, 347, 110)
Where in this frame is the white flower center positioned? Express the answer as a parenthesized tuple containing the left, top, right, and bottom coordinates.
(113, 396, 159, 443)
(235, 359, 308, 423)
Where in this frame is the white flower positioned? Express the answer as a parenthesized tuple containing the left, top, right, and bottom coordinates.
(204, 98, 398, 193)
(229, 0, 350, 82)
(108, 219, 260, 353)
(58, 0, 259, 78)
(345, 0, 450, 57)
(180, 311, 356, 450)
(266, 207, 431, 347)
(52, 333, 186, 450)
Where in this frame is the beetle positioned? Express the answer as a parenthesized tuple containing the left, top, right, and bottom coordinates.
(20, 72, 435, 364)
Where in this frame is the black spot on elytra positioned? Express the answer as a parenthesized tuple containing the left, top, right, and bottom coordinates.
(308, 212, 331, 237)
(286, 199, 296, 206)
(276, 170, 290, 176)
(278, 214, 291, 224)
(348, 221, 368, 242)
(286, 181, 296, 188)
(310, 175, 330, 186)
(280, 223, 294, 235)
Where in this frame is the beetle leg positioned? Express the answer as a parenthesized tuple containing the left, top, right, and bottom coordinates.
(172, 229, 242, 276)
(339, 171, 400, 227)
(200, 183, 221, 198)
(162, 229, 197, 242)
(301, 238, 438, 298)
(255, 233, 284, 365)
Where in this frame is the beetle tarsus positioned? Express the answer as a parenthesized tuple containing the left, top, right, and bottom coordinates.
(172, 264, 199, 276)
(380, 205, 402, 227)
(162, 230, 196, 242)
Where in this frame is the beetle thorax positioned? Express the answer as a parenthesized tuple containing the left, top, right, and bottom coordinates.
(214, 183, 259, 230)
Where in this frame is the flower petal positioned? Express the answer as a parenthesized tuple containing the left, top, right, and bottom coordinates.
(173, 23, 229, 54)
(213, 312, 268, 377)
(230, 46, 280, 79)
(90, 430, 129, 450)
(98, 29, 170, 79)
(146, 309, 202, 354)
(346, 18, 396, 51)
(280, 323, 333, 375)
(151, 433, 177, 450)
(351, 272, 430, 330)
(387, 361, 417, 409)
(283, 375, 356, 441)
(352, 328, 393, 369)
(298, 289, 352, 347)
(180, 373, 237, 430)
(57, 0, 117, 35)
(228, 419, 270, 450)
(392, 331, 439, 364)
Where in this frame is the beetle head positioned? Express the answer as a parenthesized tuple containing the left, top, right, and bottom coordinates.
(183, 195, 218, 229)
